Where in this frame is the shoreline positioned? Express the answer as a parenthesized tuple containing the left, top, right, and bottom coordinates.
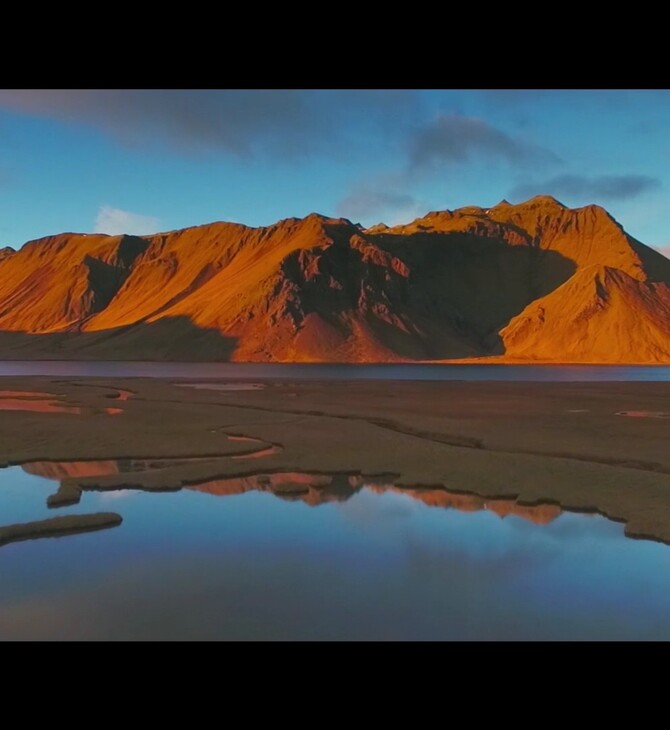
(2, 375, 670, 543)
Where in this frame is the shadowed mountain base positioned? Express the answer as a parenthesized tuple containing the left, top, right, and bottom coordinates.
(0, 317, 237, 361)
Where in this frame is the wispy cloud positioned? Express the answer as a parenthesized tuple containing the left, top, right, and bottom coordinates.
(510, 174, 661, 203)
(652, 245, 670, 260)
(0, 89, 417, 161)
(0, 90, 309, 157)
(95, 206, 159, 236)
(337, 188, 421, 222)
(408, 113, 560, 170)
(336, 113, 559, 225)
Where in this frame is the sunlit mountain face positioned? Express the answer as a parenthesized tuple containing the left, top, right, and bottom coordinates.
(0, 196, 669, 363)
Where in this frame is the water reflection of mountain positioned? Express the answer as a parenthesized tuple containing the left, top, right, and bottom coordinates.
(22, 460, 561, 525)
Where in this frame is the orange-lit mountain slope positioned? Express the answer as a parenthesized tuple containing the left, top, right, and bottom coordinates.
(0, 196, 669, 363)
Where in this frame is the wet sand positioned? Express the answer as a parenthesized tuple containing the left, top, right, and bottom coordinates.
(1, 376, 670, 542)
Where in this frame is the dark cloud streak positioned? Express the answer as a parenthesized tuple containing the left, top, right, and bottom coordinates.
(510, 174, 661, 203)
(0, 89, 418, 161)
(0, 90, 309, 157)
(408, 113, 560, 170)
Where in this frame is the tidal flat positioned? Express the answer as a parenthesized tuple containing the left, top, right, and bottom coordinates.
(1, 376, 670, 541)
(2, 375, 670, 639)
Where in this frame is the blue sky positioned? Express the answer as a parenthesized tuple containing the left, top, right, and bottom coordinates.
(0, 89, 669, 254)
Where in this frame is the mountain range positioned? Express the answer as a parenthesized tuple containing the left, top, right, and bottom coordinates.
(1, 194, 669, 363)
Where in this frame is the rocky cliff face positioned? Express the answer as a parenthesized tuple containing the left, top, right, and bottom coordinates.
(1, 196, 669, 363)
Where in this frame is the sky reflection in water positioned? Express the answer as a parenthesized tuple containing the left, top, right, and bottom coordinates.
(1, 464, 670, 640)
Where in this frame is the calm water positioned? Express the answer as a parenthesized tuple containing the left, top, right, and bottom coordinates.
(1, 361, 670, 381)
(2, 465, 670, 640)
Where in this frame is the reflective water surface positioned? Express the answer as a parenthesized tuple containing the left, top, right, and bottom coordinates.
(2, 361, 670, 380)
(2, 464, 670, 640)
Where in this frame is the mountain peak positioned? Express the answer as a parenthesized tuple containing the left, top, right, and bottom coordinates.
(1, 200, 670, 363)
(364, 222, 389, 233)
(519, 194, 566, 208)
(454, 205, 484, 215)
(303, 212, 351, 226)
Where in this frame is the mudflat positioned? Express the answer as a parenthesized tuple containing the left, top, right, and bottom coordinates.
(1, 376, 670, 542)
